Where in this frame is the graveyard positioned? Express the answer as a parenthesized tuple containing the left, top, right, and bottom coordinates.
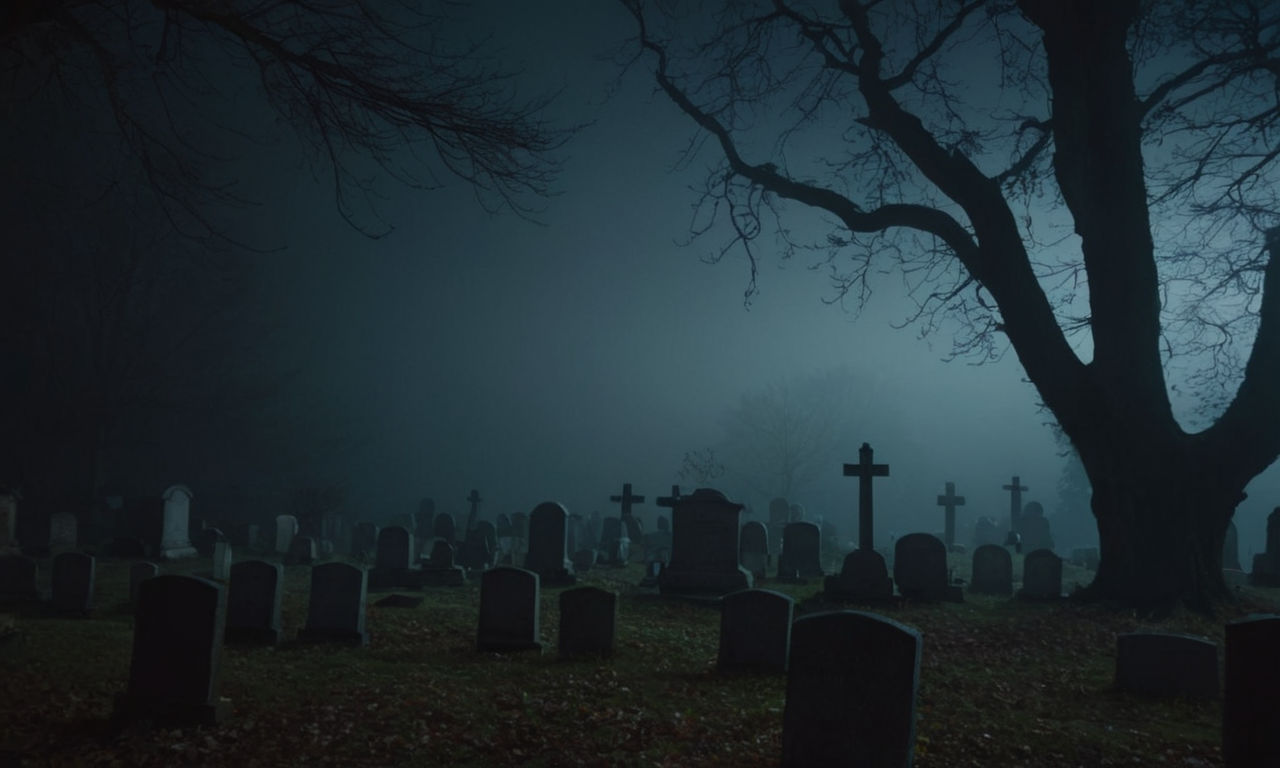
(0, 542, 1272, 767)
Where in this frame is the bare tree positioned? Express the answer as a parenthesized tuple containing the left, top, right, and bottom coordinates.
(624, 0, 1280, 610)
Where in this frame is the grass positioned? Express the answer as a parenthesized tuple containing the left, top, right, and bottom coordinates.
(0, 550, 1274, 767)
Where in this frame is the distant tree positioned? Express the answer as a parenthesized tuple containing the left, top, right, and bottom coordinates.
(677, 447, 727, 487)
(625, 1, 1280, 610)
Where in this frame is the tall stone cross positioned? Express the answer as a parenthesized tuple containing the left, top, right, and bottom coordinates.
(1003, 476, 1028, 536)
(842, 443, 889, 551)
(610, 483, 645, 522)
(655, 485, 681, 510)
(936, 481, 966, 550)
(465, 489, 483, 534)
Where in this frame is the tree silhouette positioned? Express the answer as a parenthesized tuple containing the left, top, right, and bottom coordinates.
(624, 0, 1280, 610)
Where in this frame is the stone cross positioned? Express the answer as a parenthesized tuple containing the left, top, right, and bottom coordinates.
(936, 481, 966, 550)
(465, 489, 483, 535)
(655, 485, 681, 510)
(609, 483, 645, 522)
(1003, 476, 1028, 536)
(842, 443, 889, 551)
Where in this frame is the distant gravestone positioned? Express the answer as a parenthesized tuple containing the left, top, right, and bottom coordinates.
(782, 610, 921, 767)
(432, 512, 457, 545)
(158, 485, 198, 559)
(297, 562, 368, 646)
(274, 515, 299, 555)
(0, 554, 39, 603)
(523, 502, 575, 585)
(458, 520, 496, 571)
(659, 488, 752, 596)
(767, 497, 790, 555)
(225, 560, 283, 645)
(48, 511, 77, 552)
(351, 522, 379, 558)
(1223, 614, 1280, 766)
(739, 521, 769, 580)
(788, 503, 805, 522)
(1250, 509, 1280, 586)
(376, 526, 413, 570)
(1002, 476, 1029, 537)
(718, 588, 794, 674)
(495, 513, 514, 552)
(893, 533, 958, 602)
(212, 541, 232, 581)
(558, 586, 616, 657)
(823, 549, 895, 602)
(1223, 520, 1241, 571)
(114, 575, 229, 727)
(476, 566, 542, 652)
(972, 516, 1003, 548)
(1019, 548, 1063, 599)
(129, 562, 159, 606)
(842, 443, 889, 551)
(935, 482, 966, 551)
(1020, 501, 1054, 552)
(50, 551, 94, 615)
(420, 540, 466, 586)
(1116, 632, 1218, 699)
(597, 517, 629, 566)
(970, 544, 1013, 595)
(777, 521, 822, 581)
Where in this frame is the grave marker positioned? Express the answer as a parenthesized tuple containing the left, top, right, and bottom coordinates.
(739, 521, 769, 580)
(158, 485, 198, 559)
(558, 586, 616, 657)
(894, 533, 959, 602)
(935, 482, 965, 551)
(1224, 614, 1280, 766)
(1003, 476, 1028, 538)
(823, 548, 895, 602)
(777, 521, 823, 582)
(659, 488, 752, 596)
(274, 515, 299, 555)
(297, 562, 368, 646)
(842, 443, 889, 551)
(420, 540, 466, 586)
(1116, 632, 1218, 699)
(718, 588, 794, 674)
(1019, 548, 1063, 600)
(523, 501, 576, 585)
(225, 560, 283, 645)
(969, 544, 1013, 595)
(476, 566, 542, 652)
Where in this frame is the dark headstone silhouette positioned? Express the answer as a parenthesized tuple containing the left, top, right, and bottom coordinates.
(1223, 614, 1280, 766)
(718, 588, 794, 674)
(936, 482, 966, 551)
(658, 488, 752, 596)
(970, 544, 1013, 595)
(1003, 476, 1028, 537)
(225, 560, 283, 645)
(842, 443, 889, 551)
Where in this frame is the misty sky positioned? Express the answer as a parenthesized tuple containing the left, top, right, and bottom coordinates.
(117, 1, 1280, 555)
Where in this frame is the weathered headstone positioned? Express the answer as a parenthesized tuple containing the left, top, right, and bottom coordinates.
(495, 513, 514, 554)
(114, 575, 229, 727)
(129, 561, 159, 606)
(1116, 632, 1218, 699)
(211, 541, 232, 581)
(893, 533, 959, 602)
(718, 588, 794, 674)
(48, 511, 77, 552)
(274, 514, 299, 556)
(1223, 614, 1280, 766)
(225, 560, 283, 645)
(1020, 501, 1054, 553)
(970, 544, 1013, 595)
(420, 540, 466, 586)
(157, 485, 198, 559)
(842, 443, 889, 551)
(659, 488, 752, 596)
(370, 526, 415, 589)
(0, 554, 39, 603)
(297, 562, 368, 646)
(610, 483, 646, 563)
(523, 502, 576, 585)
(432, 512, 457, 545)
(1019, 548, 1063, 599)
(558, 586, 616, 657)
(777, 521, 823, 581)
(972, 516, 1003, 548)
(782, 610, 921, 767)
(458, 520, 496, 571)
(788, 503, 806, 522)
(739, 521, 769, 580)
(1002, 476, 1028, 538)
(476, 566, 541, 652)
(823, 548, 895, 602)
(287, 535, 317, 566)
(597, 517, 629, 566)
(936, 482, 966, 552)
(50, 551, 94, 615)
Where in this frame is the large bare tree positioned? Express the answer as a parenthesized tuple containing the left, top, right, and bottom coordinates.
(624, 0, 1280, 611)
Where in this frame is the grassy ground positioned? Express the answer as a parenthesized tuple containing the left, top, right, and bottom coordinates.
(0, 550, 1273, 767)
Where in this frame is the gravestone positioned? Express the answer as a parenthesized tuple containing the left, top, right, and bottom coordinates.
(782, 610, 921, 767)
(193, 526, 227, 558)
(970, 544, 1014, 595)
(49, 511, 77, 552)
(212, 541, 232, 580)
(1223, 614, 1280, 766)
(936, 482, 966, 551)
(458, 520, 496, 572)
(157, 485, 198, 559)
(523, 502, 576, 585)
(225, 560, 283, 645)
(842, 443, 889, 551)
(476, 566, 542, 652)
(1019, 548, 1063, 600)
(274, 515, 299, 555)
(558, 586, 616, 657)
(0, 554, 39, 603)
(610, 483, 646, 563)
(597, 517, 629, 566)
(659, 488, 752, 596)
(287, 535, 317, 566)
(1223, 520, 1241, 571)
(114, 575, 229, 727)
(0, 490, 17, 550)
(1250, 508, 1280, 586)
(129, 562, 159, 606)
(297, 562, 368, 646)
(739, 521, 769, 580)
(50, 551, 94, 615)
(893, 533, 959, 602)
(351, 522, 379, 558)
(1020, 501, 1054, 553)
(420, 540, 466, 586)
(432, 512, 457, 545)
(823, 548, 895, 602)
(788, 503, 806, 522)
(972, 516, 1003, 548)
(370, 526, 415, 589)
(777, 521, 822, 582)
(1003, 476, 1028, 538)
(1115, 632, 1218, 699)
(718, 588, 794, 674)
(495, 513, 514, 554)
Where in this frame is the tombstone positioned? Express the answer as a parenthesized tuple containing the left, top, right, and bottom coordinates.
(211, 541, 232, 580)
(476, 566, 542, 652)
(370, 526, 415, 589)
(225, 560, 283, 645)
(972, 516, 1003, 548)
(128, 561, 159, 607)
(0, 554, 39, 603)
(156, 485, 198, 559)
(432, 512, 457, 545)
(522, 502, 576, 585)
(782, 610, 922, 767)
(1223, 614, 1280, 766)
(1250, 509, 1280, 586)
(842, 443, 890, 551)
(718, 588, 794, 674)
(1020, 501, 1054, 552)
(274, 514, 299, 555)
(351, 521, 379, 558)
(113, 575, 230, 727)
(970, 544, 1014, 596)
(1019, 548, 1063, 599)
(777, 521, 823, 582)
(1115, 632, 1218, 699)
(566, 513, 582, 554)
(597, 517, 629, 566)
(659, 489, 752, 596)
(935, 482, 966, 551)
(1223, 520, 1241, 571)
(297, 562, 368, 646)
(495, 512, 514, 554)
(0, 489, 17, 550)
(893, 533, 959, 602)
(823, 548, 894, 602)
(48, 511, 77, 552)
(643, 528, 673, 567)
(191, 526, 225, 557)
(1003, 475, 1028, 537)
(739, 521, 769, 580)
(50, 551, 94, 615)
(287, 535, 317, 566)
(558, 586, 616, 657)
(787, 503, 805, 523)
(457, 520, 496, 572)
(420, 540, 466, 586)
